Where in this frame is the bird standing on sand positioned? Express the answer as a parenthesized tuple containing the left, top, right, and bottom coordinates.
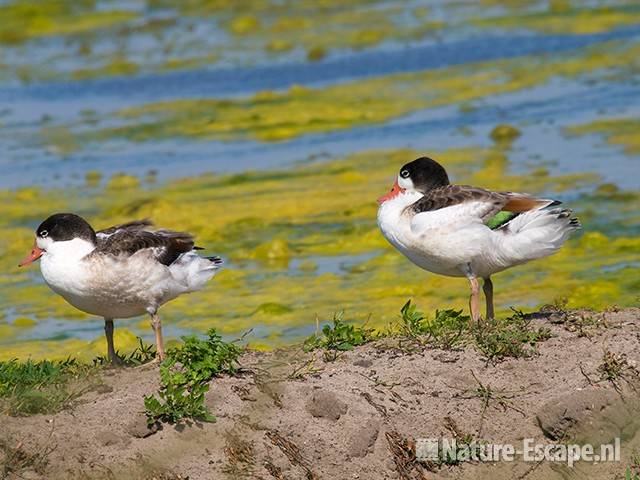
(19, 213, 222, 363)
(377, 157, 580, 322)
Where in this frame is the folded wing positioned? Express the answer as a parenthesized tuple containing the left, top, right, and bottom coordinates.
(96, 220, 196, 266)
(409, 185, 558, 233)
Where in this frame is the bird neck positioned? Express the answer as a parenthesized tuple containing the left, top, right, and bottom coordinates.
(43, 238, 96, 262)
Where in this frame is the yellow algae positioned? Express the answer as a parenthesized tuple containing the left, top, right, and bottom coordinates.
(297, 261, 318, 272)
(229, 15, 261, 35)
(266, 39, 294, 53)
(567, 117, 640, 155)
(222, 4, 440, 56)
(565, 282, 622, 310)
(0, 328, 140, 362)
(85, 170, 102, 188)
(307, 46, 327, 62)
(0, 323, 17, 339)
(72, 57, 139, 81)
(490, 124, 521, 143)
(0, 0, 440, 82)
(1, 146, 638, 360)
(254, 303, 293, 315)
(0, 2, 137, 44)
(12, 317, 36, 328)
(106, 173, 141, 190)
(82, 39, 640, 143)
(477, 6, 640, 35)
(0, 1, 629, 84)
(251, 238, 293, 262)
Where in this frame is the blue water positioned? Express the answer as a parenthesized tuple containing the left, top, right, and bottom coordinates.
(1, 26, 638, 103)
(0, 26, 639, 192)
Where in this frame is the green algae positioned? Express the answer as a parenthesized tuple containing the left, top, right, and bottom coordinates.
(0, 0, 440, 83)
(106, 173, 142, 191)
(567, 117, 640, 155)
(476, 5, 640, 35)
(0, 145, 638, 361)
(490, 124, 521, 143)
(74, 39, 640, 143)
(1, 1, 636, 85)
(0, 2, 137, 45)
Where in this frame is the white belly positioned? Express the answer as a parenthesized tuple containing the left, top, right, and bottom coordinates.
(377, 200, 495, 278)
(40, 252, 183, 319)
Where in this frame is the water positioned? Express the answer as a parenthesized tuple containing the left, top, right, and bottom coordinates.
(1, 26, 639, 189)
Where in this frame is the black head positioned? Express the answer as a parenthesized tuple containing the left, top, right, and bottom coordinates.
(36, 213, 96, 244)
(398, 157, 450, 193)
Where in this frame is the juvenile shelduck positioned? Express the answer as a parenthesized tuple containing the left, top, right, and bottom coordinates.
(377, 157, 580, 322)
(19, 213, 222, 363)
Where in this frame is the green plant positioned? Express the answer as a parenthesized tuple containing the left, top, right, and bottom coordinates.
(92, 337, 156, 366)
(599, 350, 626, 382)
(598, 349, 638, 394)
(397, 300, 428, 337)
(144, 329, 242, 425)
(625, 451, 640, 480)
(425, 309, 470, 349)
(473, 308, 552, 362)
(625, 467, 640, 480)
(303, 311, 373, 361)
(397, 300, 469, 349)
(0, 358, 96, 415)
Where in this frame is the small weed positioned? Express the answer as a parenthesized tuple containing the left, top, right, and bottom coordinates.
(397, 300, 428, 338)
(473, 308, 552, 362)
(287, 358, 322, 380)
(303, 311, 373, 361)
(424, 309, 469, 349)
(397, 300, 469, 349)
(0, 428, 56, 479)
(144, 329, 242, 425)
(623, 451, 640, 480)
(451, 371, 526, 437)
(0, 358, 97, 416)
(598, 349, 638, 394)
(625, 467, 640, 480)
(438, 416, 479, 466)
(92, 337, 156, 366)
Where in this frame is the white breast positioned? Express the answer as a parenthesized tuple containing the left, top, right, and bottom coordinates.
(377, 194, 493, 277)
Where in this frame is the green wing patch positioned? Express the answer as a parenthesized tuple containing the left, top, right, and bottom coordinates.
(486, 211, 519, 230)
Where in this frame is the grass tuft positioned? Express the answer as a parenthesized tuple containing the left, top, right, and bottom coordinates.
(0, 358, 97, 416)
(624, 451, 640, 480)
(472, 308, 552, 362)
(598, 349, 638, 394)
(397, 300, 469, 350)
(303, 311, 374, 361)
(92, 337, 157, 366)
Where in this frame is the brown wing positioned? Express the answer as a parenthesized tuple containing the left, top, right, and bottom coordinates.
(96, 219, 154, 238)
(95, 228, 195, 266)
(409, 185, 557, 216)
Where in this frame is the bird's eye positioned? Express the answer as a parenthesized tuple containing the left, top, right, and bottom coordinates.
(400, 170, 410, 178)
(40, 230, 48, 238)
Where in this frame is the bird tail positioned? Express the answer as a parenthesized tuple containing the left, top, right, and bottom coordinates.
(170, 252, 223, 292)
(493, 207, 580, 266)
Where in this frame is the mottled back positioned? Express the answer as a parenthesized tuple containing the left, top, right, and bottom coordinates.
(95, 220, 195, 266)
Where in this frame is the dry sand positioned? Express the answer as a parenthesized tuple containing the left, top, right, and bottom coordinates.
(1, 308, 639, 480)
